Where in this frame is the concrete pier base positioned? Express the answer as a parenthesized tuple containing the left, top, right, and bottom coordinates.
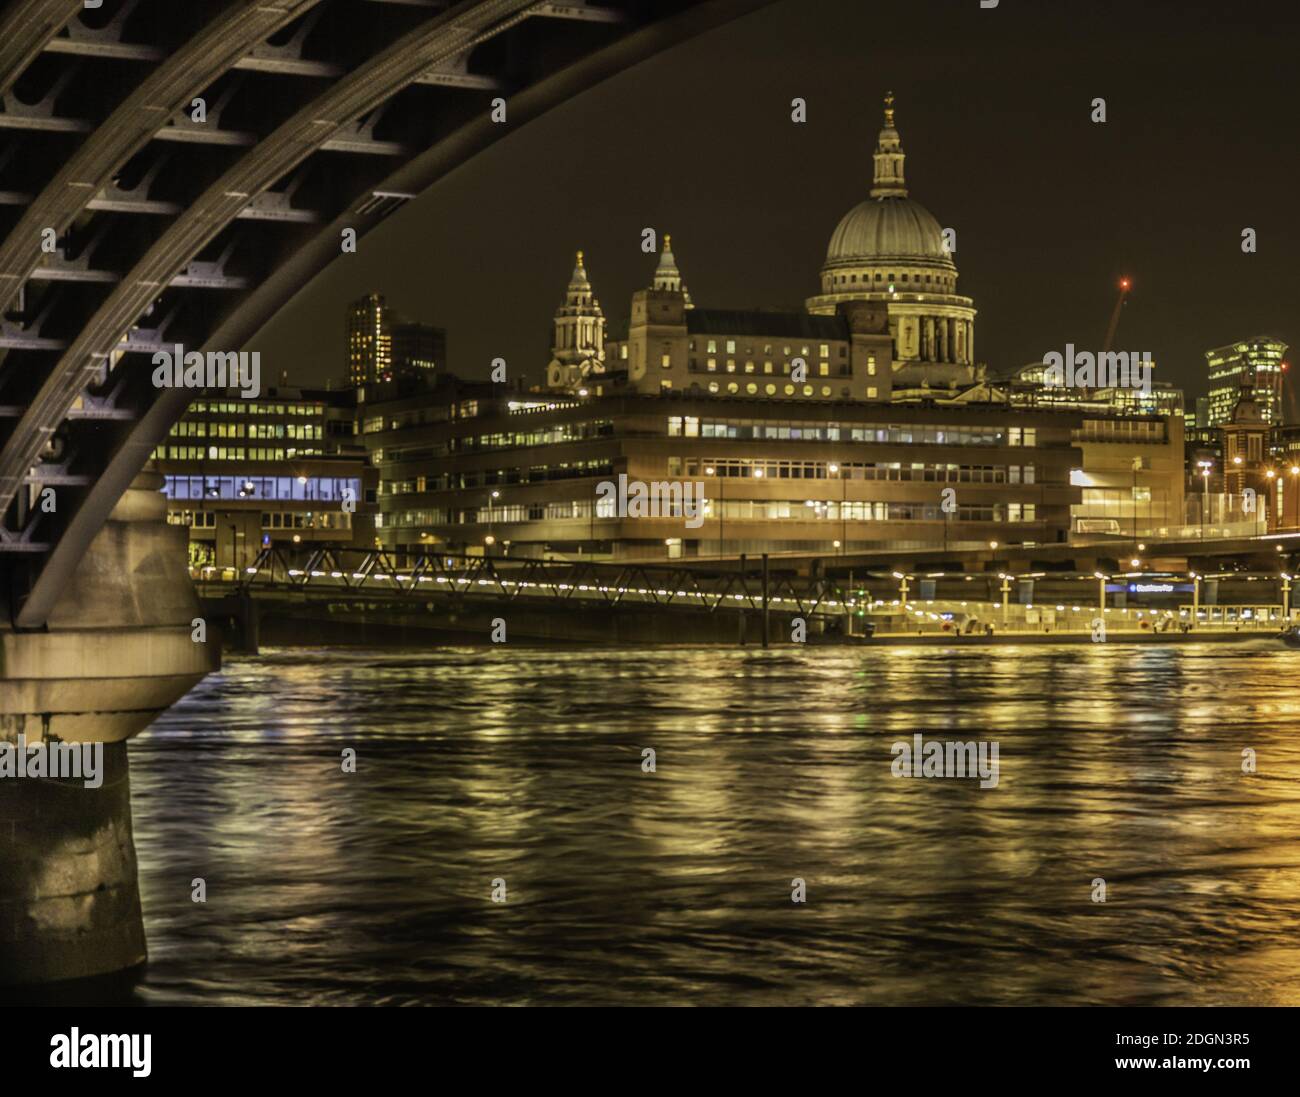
(0, 470, 217, 985)
(0, 742, 145, 984)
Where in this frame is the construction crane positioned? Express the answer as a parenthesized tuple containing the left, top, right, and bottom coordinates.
(1102, 276, 1131, 354)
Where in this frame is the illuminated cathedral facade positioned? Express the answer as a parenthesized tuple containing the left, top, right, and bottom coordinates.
(545, 94, 983, 401)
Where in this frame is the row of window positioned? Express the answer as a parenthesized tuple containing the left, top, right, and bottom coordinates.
(189, 402, 324, 416)
(386, 458, 616, 494)
(381, 420, 616, 462)
(827, 271, 956, 290)
(170, 421, 321, 440)
(691, 381, 873, 399)
(676, 459, 1037, 484)
(690, 360, 860, 377)
(163, 475, 362, 502)
(155, 445, 325, 461)
(373, 417, 1042, 465)
(363, 400, 479, 433)
(1077, 419, 1167, 443)
(383, 500, 1039, 526)
(168, 510, 353, 530)
(696, 341, 833, 358)
(669, 417, 1037, 447)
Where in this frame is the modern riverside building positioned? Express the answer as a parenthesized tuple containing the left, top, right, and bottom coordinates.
(1070, 413, 1186, 538)
(153, 386, 378, 567)
(1000, 367, 1187, 537)
(1205, 335, 1288, 426)
(361, 376, 1081, 559)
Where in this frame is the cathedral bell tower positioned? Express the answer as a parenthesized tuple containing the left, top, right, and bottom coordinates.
(545, 250, 607, 391)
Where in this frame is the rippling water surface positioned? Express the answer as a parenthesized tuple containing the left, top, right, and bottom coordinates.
(119, 643, 1300, 1005)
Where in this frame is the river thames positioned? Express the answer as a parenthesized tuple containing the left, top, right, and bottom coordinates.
(102, 643, 1300, 1005)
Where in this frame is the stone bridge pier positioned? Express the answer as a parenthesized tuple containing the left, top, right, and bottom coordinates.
(0, 470, 218, 984)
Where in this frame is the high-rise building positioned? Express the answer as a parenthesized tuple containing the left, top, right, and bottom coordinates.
(1204, 336, 1288, 426)
(347, 293, 391, 386)
(391, 321, 446, 378)
(348, 294, 446, 385)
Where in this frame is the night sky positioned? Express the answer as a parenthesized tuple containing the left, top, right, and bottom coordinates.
(251, 0, 1300, 412)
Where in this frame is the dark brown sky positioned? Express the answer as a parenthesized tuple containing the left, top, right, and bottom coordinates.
(252, 0, 1300, 410)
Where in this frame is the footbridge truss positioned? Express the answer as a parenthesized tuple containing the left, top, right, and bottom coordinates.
(198, 544, 860, 619)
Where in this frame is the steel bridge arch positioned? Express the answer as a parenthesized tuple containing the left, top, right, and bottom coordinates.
(0, 0, 779, 627)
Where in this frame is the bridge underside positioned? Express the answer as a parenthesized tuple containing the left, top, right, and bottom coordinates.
(0, 0, 777, 629)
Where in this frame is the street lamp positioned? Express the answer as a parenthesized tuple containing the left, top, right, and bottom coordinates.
(1131, 455, 1143, 550)
(486, 489, 500, 555)
(705, 466, 723, 556)
(1197, 460, 1213, 540)
(829, 462, 846, 554)
(826, 460, 847, 553)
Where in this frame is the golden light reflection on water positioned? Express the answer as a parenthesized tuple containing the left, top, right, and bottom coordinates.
(128, 643, 1300, 1005)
